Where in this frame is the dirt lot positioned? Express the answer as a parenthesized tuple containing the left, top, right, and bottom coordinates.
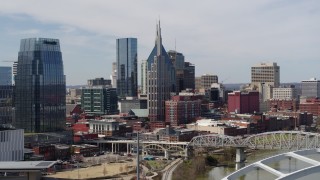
(47, 161, 136, 179)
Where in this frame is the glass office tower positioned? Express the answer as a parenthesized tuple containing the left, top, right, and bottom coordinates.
(116, 38, 138, 98)
(0, 66, 13, 124)
(15, 38, 66, 133)
(0, 67, 12, 85)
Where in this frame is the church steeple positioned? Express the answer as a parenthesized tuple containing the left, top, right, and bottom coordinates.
(155, 20, 162, 56)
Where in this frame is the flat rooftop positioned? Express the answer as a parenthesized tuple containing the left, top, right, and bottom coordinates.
(0, 161, 56, 171)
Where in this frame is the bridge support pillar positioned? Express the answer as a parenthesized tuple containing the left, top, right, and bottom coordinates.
(127, 143, 129, 154)
(165, 150, 170, 159)
(235, 146, 246, 163)
(111, 143, 114, 153)
(185, 148, 188, 158)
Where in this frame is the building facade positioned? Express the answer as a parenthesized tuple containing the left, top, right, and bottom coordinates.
(111, 62, 117, 88)
(251, 62, 280, 88)
(167, 51, 195, 93)
(169, 50, 185, 94)
(118, 98, 147, 113)
(81, 86, 118, 115)
(0, 67, 12, 85)
(0, 85, 13, 124)
(301, 78, 320, 98)
(200, 74, 218, 90)
(141, 60, 148, 95)
(228, 91, 260, 114)
(87, 78, 111, 87)
(147, 22, 176, 122)
(15, 38, 66, 133)
(116, 38, 138, 97)
(273, 86, 297, 100)
(268, 99, 299, 111)
(0, 128, 24, 161)
(184, 62, 195, 90)
(88, 119, 120, 136)
(165, 95, 201, 126)
(300, 98, 320, 116)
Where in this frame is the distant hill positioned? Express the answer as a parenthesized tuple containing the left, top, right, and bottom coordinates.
(224, 82, 301, 92)
(224, 83, 247, 91)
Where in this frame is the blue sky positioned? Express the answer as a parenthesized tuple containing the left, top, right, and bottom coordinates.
(0, 0, 320, 85)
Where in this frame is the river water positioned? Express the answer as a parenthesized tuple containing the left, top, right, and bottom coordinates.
(203, 149, 288, 180)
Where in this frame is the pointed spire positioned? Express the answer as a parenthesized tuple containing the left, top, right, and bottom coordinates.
(156, 19, 162, 56)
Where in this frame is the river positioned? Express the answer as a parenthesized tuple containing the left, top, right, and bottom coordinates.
(201, 149, 288, 180)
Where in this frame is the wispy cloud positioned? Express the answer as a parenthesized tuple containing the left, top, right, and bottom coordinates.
(0, 0, 320, 84)
(7, 28, 40, 35)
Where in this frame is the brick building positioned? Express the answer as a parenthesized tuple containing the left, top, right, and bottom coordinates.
(268, 99, 299, 111)
(300, 98, 320, 116)
(228, 91, 259, 114)
(33, 145, 55, 161)
(165, 95, 201, 126)
(73, 144, 99, 157)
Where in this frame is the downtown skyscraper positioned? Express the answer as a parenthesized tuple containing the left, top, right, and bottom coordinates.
(0, 66, 13, 124)
(147, 22, 176, 122)
(116, 38, 138, 98)
(14, 38, 66, 133)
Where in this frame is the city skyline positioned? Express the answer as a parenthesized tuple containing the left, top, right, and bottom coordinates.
(0, 0, 320, 85)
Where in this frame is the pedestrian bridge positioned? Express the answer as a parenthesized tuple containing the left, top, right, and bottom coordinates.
(222, 148, 320, 180)
(188, 131, 320, 150)
(87, 131, 320, 158)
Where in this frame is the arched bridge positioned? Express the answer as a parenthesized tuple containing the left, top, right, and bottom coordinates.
(188, 131, 320, 150)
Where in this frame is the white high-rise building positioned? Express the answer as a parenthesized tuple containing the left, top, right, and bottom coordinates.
(251, 62, 280, 88)
(251, 62, 280, 112)
(110, 62, 117, 88)
(141, 60, 147, 95)
(201, 74, 218, 90)
(301, 78, 320, 98)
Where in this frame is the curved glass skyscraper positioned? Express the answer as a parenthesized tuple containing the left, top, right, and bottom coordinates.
(116, 38, 138, 98)
(14, 38, 66, 133)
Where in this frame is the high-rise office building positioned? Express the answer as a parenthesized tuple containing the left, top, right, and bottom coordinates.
(251, 62, 280, 88)
(0, 67, 12, 85)
(0, 66, 13, 124)
(168, 50, 184, 94)
(141, 60, 148, 95)
(147, 22, 176, 122)
(184, 62, 195, 90)
(200, 74, 218, 90)
(168, 51, 195, 93)
(251, 62, 280, 112)
(81, 86, 118, 115)
(116, 38, 138, 97)
(0, 85, 13, 125)
(15, 38, 66, 133)
(301, 78, 320, 98)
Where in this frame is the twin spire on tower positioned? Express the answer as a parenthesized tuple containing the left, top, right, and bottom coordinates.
(156, 20, 162, 56)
